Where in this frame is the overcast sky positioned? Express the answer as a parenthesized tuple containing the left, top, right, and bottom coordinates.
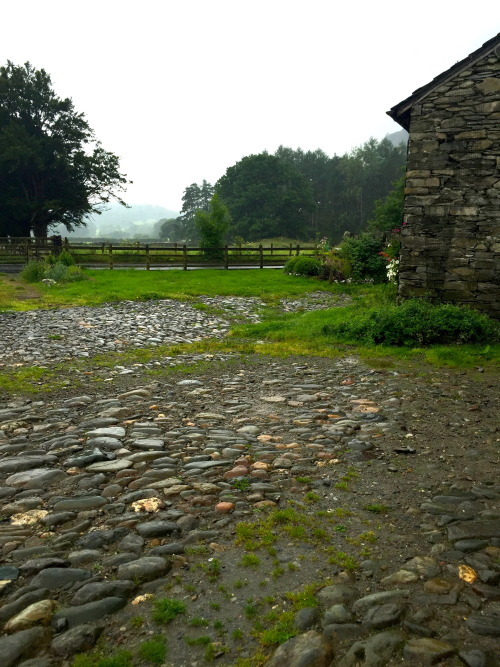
(2, 1, 499, 212)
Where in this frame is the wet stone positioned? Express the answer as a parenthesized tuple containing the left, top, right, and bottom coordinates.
(0, 627, 51, 667)
(51, 623, 103, 657)
(363, 603, 405, 629)
(52, 597, 126, 629)
(465, 606, 500, 636)
(71, 580, 136, 605)
(403, 638, 455, 665)
(115, 556, 170, 582)
(52, 496, 107, 511)
(31, 568, 92, 590)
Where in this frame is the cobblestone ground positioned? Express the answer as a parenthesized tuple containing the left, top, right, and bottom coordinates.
(0, 297, 498, 666)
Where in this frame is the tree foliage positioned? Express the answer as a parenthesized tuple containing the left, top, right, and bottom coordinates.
(273, 138, 406, 241)
(0, 61, 128, 237)
(215, 153, 314, 241)
(367, 172, 405, 232)
(195, 193, 230, 260)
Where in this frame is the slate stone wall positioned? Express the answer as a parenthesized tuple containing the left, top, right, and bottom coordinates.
(399, 49, 500, 318)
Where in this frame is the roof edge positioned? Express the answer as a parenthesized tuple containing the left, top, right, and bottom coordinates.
(387, 33, 500, 130)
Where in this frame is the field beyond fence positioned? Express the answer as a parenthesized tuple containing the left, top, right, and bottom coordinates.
(0, 238, 316, 270)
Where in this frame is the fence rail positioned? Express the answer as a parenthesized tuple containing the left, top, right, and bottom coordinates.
(0, 238, 315, 270)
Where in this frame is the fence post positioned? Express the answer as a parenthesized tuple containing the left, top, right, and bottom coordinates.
(64, 237, 69, 250)
(101, 243, 105, 255)
(259, 244, 264, 269)
(108, 244, 113, 269)
(146, 244, 150, 270)
(224, 245, 229, 270)
(26, 238, 31, 262)
(296, 244, 300, 256)
(183, 245, 188, 271)
(270, 243, 273, 256)
(289, 243, 292, 257)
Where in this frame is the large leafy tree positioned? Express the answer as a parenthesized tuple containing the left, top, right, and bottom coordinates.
(0, 61, 128, 237)
(215, 153, 314, 241)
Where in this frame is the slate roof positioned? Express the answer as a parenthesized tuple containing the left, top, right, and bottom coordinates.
(387, 33, 500, 130)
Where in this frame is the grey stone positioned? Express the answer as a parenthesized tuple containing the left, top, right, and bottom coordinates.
(0, 457, 47, 474)
(323, 604, 353, 625)
(19, 558, 69, 576)
(265, 630, 334, 667)
(31, 568, 92, 590)
(362, 603, 404, 629)
(52, 597, 126, 629)
(85, 427, 125, 438)
(116, 556, 170, 582)
(52, 496, 107, 511)
(447, 520, 500, 542)
(465, 608, 500, 636)
(135, 520, 180, 538)
(0, 589, 51, 624)
(352, 590, 410, 616)
(337, 630, 405, 667)
(317, 585, 357, 606)
(294, 607, 320, 632)
(5, 469, 66, 489)
(403, 638, 455, 664)
(71, 580, 136, 605)
(0, 566, 19, 580)
(0, 627, 51, 667)
(51, 623, 103, 657)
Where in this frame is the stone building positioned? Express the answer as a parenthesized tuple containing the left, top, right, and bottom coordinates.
(387, 33, 500, 318)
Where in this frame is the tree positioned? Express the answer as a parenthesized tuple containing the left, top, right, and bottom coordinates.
(368, 172, 405, 232)
(0, 61, 128, 237)
(195, 193, 230, 260)
(177, 180, 214, 242)
(215, 153, 314, 241)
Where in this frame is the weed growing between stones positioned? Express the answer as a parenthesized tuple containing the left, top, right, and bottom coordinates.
(151, 597, 186, 624)
(137, 636, 167, 664)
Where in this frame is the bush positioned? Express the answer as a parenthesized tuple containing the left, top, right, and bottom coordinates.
(21, 259, 87, 283)
(319, 250, 352, 282)
(321, 299, 500, 346)
(20, 260, 47, 283)
(58, 249, 75, 266)
(283, 255, 301, 273)
(338, 233, 387, 282)
(285, 256, 322, 276)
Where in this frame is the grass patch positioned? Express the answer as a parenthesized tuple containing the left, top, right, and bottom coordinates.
(363, 504, 389, 513)
(0, 268, 354, 311)
(138, 637, 167, 664)
(72, 651, 133, 667)
(151, 597, 186, 624)
(232, 292, 500, 369)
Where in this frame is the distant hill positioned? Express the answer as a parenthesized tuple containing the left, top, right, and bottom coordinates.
(53, 203, 179, 239)
(385, 129, 408, 147)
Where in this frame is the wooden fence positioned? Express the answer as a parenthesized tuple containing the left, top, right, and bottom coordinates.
(0, 238, 314, 270)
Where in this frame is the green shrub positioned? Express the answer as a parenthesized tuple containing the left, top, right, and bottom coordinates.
(320, 250, 352, 282)
(322, 299, 500, 346)
(288, 256, 322, 276)
(338, 233, 387, 282)
(283, 255, 302, 273)
(21, 258, 87, 284)
(58, 249, 76, 266)
(44, 262, 87, 282)
(20, 260, 47, 283)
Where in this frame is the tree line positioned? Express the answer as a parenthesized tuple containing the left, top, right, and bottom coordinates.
(0, 60, 405, 243)
(160, 140, 406, 244)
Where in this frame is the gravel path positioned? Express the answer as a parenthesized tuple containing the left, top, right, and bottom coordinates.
(0, 297, 498, 666)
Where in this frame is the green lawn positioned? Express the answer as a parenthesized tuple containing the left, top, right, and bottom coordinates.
(1, 268, 369, 310)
